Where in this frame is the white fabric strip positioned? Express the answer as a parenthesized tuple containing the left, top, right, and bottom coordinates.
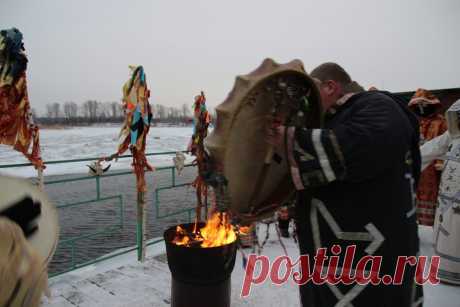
(310, 199, 368, 307)
(311, 129, 336, 182)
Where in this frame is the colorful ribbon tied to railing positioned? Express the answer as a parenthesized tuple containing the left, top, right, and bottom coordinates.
(115, 65, 154, 192)
(0, 28, 44, 170)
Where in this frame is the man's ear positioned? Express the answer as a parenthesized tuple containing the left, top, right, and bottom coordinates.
(329, 80, 344, 96)
(324, 80, 337, 96)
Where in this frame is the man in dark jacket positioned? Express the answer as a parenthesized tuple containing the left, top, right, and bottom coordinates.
(267, 63, 423, 306)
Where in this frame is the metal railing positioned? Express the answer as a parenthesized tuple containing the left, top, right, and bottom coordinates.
(0, 151, 196, 277)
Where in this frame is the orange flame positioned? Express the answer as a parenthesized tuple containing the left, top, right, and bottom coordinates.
(172, 212, 236, 248)
(172, 225, 192, 246)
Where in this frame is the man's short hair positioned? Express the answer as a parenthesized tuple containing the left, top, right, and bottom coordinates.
(310, 62, 352, 85)
(311, 62, 364, 93)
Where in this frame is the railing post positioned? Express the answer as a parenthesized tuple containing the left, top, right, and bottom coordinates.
(119, 195, 124, 229)
(96, 176, 101, 199)
(37, 167, 44, 190)
(154, 189, 159, 217)
(171, 167, 176, 187)
(187, 209, 192, 223)
(137, 191, 146, 262)
(71, 242, 76, 269)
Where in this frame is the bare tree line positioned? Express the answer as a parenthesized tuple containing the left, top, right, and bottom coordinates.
(35, 101, 206, 126)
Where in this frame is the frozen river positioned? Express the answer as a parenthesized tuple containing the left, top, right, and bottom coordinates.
(0, 125, 194, 177)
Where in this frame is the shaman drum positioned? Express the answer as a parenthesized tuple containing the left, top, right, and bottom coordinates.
(205, 58, 322, 221)
(0, 176, 59, 265)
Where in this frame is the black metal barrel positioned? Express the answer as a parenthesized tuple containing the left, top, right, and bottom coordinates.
(164, 223, 237, 307)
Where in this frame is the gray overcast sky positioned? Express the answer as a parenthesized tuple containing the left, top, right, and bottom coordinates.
(1, 0, 459, 114)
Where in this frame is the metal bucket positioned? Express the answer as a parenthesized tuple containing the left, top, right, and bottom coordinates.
(164, 223, 237, 307)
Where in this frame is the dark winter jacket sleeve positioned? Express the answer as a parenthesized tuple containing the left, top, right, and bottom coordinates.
(289, 93, 415, 188)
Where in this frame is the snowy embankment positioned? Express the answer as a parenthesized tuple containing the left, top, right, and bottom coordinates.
(0, 126, 194, 177)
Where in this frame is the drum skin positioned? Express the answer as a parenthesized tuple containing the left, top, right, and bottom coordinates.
(205, 58, 322, 220)
(0, 176, 59, 265)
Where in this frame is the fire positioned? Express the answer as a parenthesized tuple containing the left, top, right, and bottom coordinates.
(172, 212, 236, 248)
(172, 225, 191, 246)
(200, 212, 236, 247)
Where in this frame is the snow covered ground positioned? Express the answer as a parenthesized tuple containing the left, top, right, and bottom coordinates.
(42, 225, 460, 307)
(0, 126, 194, 177)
